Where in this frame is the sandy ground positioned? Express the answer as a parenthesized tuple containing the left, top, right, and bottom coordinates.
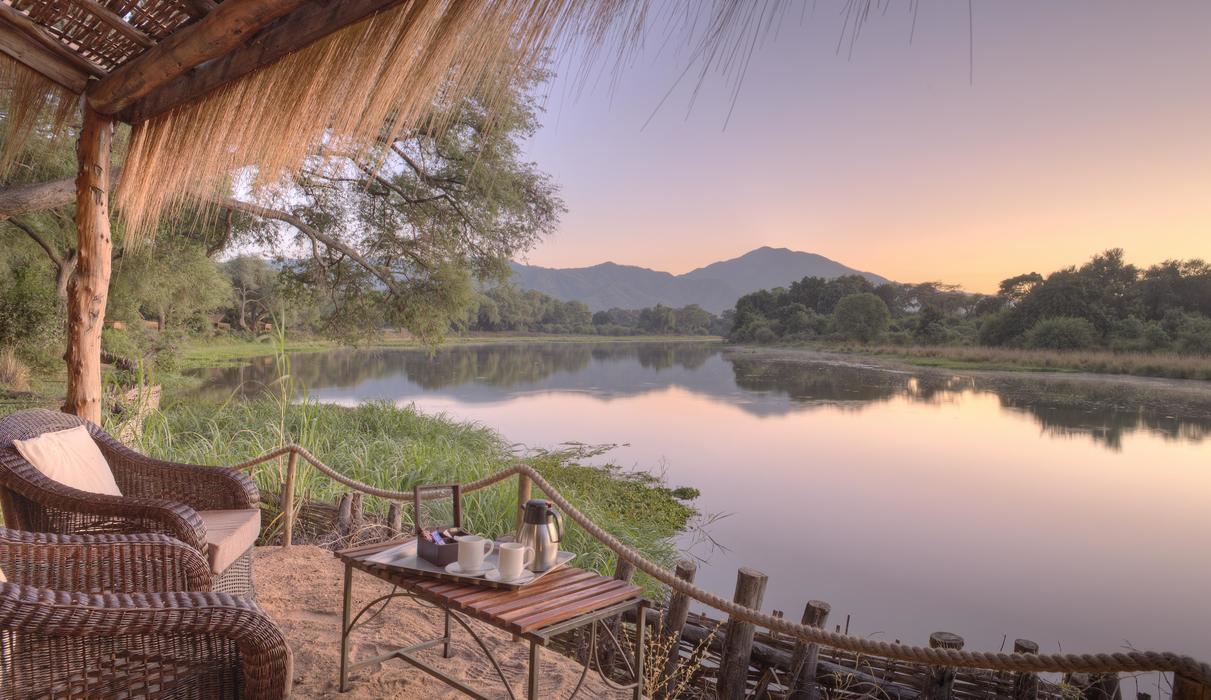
(254, 545, 633, 699)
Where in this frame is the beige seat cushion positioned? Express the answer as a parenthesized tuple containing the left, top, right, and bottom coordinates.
(13, 426, 122, 497)
(198, 509, 261, 574)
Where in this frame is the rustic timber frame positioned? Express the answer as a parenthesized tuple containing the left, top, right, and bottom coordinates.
(0, 0, 408, 423)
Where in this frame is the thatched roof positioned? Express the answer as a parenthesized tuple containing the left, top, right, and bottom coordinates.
(0, 0, 661, 237)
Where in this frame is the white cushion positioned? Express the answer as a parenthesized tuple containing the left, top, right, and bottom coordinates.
(13, 426, 122, 497)
(198, 509, 261, 574)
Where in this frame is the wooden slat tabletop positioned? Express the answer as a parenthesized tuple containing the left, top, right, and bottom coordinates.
(337, 541, 643, 636)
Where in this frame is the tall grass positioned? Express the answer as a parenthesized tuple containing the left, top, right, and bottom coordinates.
(0, 350, 31, 393)
(139, 399, 693, 591)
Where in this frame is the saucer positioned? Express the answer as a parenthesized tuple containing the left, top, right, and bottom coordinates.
(445, 561, 495, 577)
(485, 569, 536, 585)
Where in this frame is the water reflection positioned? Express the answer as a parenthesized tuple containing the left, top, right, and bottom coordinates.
(190, 342, 1211, 451)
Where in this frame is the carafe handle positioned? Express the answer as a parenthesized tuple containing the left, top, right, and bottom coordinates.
(547, 509, 563, 544)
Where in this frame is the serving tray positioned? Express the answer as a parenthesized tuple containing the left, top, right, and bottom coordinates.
(363, 538, 575, 590)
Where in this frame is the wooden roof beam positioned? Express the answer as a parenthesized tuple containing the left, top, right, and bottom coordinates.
(0, 3, 107, 79)
(121, 0, 410, 124)
(180, 0, 219, 21)
(69, 0, 155, 49)
(0, 20, 90, 92)
(86, 0, 310, 116)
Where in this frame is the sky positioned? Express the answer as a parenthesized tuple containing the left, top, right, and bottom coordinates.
(520, 0, 1211, 293)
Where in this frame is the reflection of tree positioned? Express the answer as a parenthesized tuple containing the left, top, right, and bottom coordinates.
(194, 342, 720, 398)
(728, 357, 1211, 451)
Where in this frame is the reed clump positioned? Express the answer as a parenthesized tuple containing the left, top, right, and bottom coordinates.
(0, 350, 31, 393)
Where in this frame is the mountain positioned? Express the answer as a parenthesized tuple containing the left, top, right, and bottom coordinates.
(509, 247, 889, 313)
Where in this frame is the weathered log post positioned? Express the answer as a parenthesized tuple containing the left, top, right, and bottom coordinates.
(335, 492, 353, 539)
(656, 559, 697, 700)
(516, 473, 532, 533)
(349, 492, 364, 540)
(788, 600, 831, 700)
(919, 631, 965, 700)
(717, 568, 768, 700)
(63, 106, 114, 424)
(280, 450, 298, 547)
(1173, 674, 1210, 700)
(387, 502, 402, 537)
(1011, 638, 1040, 700)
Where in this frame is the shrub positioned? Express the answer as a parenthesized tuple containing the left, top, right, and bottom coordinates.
(1025, 317, 1098, 351)
(0, 349, 31, 393)
(833, 293, 890, 342)
(753, 326, 778, 344)
(1173, 314, 1211, 355)
(978, 308, 1028, 347)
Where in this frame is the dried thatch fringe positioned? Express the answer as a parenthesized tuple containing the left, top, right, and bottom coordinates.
(0, 55, 78, 177)
(117, 0, 651, 243)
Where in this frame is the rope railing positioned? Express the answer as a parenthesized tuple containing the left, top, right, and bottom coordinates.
(234, 445, 1211, 689)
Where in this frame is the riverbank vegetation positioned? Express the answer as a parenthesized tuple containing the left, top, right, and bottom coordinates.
(728, 249, 1211, 379)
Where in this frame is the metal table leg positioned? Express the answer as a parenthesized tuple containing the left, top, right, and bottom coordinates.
(444, 608, 453, 658)
(529, 640, 541, 699)
(339, 562, 353, 693)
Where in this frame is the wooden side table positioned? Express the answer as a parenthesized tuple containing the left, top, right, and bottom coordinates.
(336, 541, 649, 699)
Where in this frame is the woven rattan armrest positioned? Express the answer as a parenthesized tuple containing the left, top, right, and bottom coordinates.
(0, 584, 292, 700)
(0, 528, 211, 593)
(0, 467, 208, 551)
(94, 431, 259, 510)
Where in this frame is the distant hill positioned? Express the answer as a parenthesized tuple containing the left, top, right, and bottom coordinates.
(509, 247, 889, 313)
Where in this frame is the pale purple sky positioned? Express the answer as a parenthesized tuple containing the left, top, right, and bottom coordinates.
(521, 1, 1211, 292)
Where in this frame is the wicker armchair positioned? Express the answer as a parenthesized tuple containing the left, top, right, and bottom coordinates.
(0, 409, 261, 596)
(0, 527, 291, 699)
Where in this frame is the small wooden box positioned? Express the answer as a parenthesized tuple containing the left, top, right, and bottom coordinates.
(414, 483, 463, 567)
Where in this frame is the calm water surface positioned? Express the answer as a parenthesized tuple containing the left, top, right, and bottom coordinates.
(194, 342, 1211, 661)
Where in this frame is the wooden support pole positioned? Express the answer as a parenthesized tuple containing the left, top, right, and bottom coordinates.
(788, 600, 831, 700)
(920, 631, 964, 700)
(87, 0, 309, 115)
(387, 502, 402, 537)
(63, 106, 114, 425)
(516, 473, 531, 534)
(1174, 675, 1211, 700)
(349, 492, 364, 537)
(280, 450, 298, 547)
(656, 559, 697, 700)
(1011, 638, 1040, 700)
(717, 567, 768, 700)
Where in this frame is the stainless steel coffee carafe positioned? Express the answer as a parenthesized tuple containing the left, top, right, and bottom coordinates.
(517, 499, 563, 572)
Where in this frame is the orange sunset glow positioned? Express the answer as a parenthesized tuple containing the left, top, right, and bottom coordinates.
(525, 1, 1211, 291)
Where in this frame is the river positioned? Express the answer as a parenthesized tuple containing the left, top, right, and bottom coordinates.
(191, 341, 1211, 666)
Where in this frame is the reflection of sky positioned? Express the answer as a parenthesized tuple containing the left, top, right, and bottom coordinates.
(198, 345, 1211, 659)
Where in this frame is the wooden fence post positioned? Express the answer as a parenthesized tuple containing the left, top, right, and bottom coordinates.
(656, 559, 697, 700)
(717, 567, 768, 700)
(602, 558, 638, 676)
(336, 492, 352, 539)
(387, 502, 402, 537)
(788, 600, 831, 700)
(516, 473, 532, 534)
(1173, 674, 1210, 700)
(920, 631, 964, 700)
(1011, 638, 1039, 700)
(280, 450, 298, 547)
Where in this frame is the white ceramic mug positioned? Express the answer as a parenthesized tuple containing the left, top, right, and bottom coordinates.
(497, 542, 535, 580)
(457, 535, 494, 572)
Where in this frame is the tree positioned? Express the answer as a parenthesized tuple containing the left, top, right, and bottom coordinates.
(833, 293, 890, 342)
(242, 63, 563, 342)
(639, 305, 677, 334)
(1024, 317, 1098, 350)
(222, 256, 280, 331)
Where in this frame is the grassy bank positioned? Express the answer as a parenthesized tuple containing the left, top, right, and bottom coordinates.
(180, 332, 721, 370)
(136, 398, 694, 594)
(761, 341, 1211, 380)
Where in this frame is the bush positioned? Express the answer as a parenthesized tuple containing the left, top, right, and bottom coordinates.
(753, 326, 778, 344)
(832, 293, 890, 342)
(978, 308, 1028, 347)
(0, 260, 63, 368)
(1173, 314, 1211, 355)
(1024, 317, 1098, 351)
